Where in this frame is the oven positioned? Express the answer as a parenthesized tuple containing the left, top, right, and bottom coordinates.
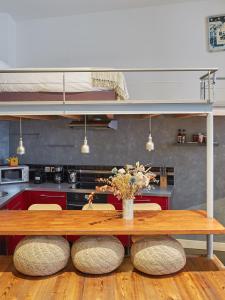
(67, 192, 107, 210)
(66, 168, 112, 210)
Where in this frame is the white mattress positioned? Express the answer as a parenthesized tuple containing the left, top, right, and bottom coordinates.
(0, 72, 109, 93)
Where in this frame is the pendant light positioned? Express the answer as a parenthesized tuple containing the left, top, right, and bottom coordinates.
(17, 117, 26, 155)
(81, 115, 90, 154)
(146, 115, 154, 152)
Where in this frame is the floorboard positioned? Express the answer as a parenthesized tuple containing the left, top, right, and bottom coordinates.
(0, 255, 225, 300)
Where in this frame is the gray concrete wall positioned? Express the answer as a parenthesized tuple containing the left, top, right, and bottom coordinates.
(8, 116, 224, 212)
(0, 121, 9, 164)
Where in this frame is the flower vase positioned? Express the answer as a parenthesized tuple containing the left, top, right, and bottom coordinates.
(123, 199, 134, 220)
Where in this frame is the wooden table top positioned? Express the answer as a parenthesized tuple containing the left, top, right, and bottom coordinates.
(0, 210, 224, 236)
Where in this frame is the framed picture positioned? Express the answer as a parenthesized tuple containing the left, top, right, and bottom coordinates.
(208, 14, 225, 51)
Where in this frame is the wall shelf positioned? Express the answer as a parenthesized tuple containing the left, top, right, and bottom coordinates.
(173, 142, 219, 146)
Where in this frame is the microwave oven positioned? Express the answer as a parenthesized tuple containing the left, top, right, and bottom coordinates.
(0, 165, 29, 184)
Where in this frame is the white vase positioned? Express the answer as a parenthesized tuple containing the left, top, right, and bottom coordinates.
(123, 199, 134, 220)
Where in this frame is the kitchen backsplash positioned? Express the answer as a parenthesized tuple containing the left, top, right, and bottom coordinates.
(27, 164, 175, 186)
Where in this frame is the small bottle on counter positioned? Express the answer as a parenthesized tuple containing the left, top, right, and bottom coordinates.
(177, 129, 182, 143)
(182, 129, 186, 143)
(198, 133, 204, 144)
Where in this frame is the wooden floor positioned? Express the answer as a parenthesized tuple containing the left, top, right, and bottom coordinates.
(0, 255, 225, 300)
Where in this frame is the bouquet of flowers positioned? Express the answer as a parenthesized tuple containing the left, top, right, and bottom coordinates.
(88, 162, 157, 204)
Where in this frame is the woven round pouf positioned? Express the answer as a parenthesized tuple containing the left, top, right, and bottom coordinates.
(13, 236, 70, 276)
(131, 236, 186, 276)
(71, 236, 124, 274)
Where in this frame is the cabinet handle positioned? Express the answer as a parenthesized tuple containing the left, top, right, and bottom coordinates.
(135, 199, 153, 202)
(40, 194, 65, 198)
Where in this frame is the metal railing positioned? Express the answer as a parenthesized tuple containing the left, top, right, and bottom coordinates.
(0, 67, 218, 104)
(0, 67, 218, 73)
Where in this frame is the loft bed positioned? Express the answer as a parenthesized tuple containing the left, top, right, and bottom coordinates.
(0, 69, 128, 102)
(0, 67, 221, 260)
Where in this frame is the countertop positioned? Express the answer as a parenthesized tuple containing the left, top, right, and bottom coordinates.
(0, 182, 174, 209)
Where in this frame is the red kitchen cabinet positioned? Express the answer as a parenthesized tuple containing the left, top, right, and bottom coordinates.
(27, 191, 67, 209)
(7, 191, 28, 210)
(135, 195, 169, 210)
(0, 205, 7, 254)
(107, 194, 123, 210)
(6, 190, 67, 254)
(107, 194, 169, 210)
(6, 191, 28, 255)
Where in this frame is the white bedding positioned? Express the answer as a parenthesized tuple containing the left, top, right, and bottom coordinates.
(0, 72, 108, 93)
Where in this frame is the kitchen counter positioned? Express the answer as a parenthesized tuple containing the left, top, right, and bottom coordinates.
(0, 182, 174, 209)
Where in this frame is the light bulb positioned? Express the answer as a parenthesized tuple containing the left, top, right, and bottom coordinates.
(81, 136, 90, 154)
(17, 137, 26, 155)
(146, 134, 154, 151)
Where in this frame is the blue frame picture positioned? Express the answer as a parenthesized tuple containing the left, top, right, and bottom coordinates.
(208, 15, 225, 52)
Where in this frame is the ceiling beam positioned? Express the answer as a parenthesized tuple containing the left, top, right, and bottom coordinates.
(116, 114, 161, 119)
(175, 114, 206, 119)
(10, 115, 59, 120)
(0, 116, 20, 121)
(61, 115, 82, 120)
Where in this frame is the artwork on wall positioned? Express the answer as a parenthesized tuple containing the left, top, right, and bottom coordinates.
(208, 15, 225, 51)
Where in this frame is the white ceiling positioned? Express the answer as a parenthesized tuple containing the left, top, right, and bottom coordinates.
(0, 0, 206, 20)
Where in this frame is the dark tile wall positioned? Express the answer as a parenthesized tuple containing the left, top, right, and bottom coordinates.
(8, 116, 224, 212)
(0, 121, 9, 164)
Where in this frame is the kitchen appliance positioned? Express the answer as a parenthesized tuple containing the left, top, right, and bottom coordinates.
(0, 165, 29, 184)
(53, 166, 64, 184)
(68, 115, 118, 130)
(67, 170, 77, 189)
(67, 192, 107, 210)
(34, 170, 46, 184)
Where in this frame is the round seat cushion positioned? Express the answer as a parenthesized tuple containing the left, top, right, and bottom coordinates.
(71, 236, 124, 274)
(13, 236, 70, 276)
(131, 236, 186, 275)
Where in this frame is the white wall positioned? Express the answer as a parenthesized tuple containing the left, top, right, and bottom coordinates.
(0, 13, 16, 66)
(15, 1, 225, 69)
(15, 0, 225, 101)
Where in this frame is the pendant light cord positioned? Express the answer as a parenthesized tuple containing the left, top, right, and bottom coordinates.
(20, 117, 22, 138)
(149, 115, 151, 133)
(84, 115, 87, 137)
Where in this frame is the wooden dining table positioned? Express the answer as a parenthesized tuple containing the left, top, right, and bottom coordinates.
(0, 209, 224, 236)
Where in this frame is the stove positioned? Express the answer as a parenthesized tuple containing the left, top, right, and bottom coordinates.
(71, 182, 97, 189)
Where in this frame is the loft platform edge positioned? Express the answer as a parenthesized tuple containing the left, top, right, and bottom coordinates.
(0, 102, 213, 116)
